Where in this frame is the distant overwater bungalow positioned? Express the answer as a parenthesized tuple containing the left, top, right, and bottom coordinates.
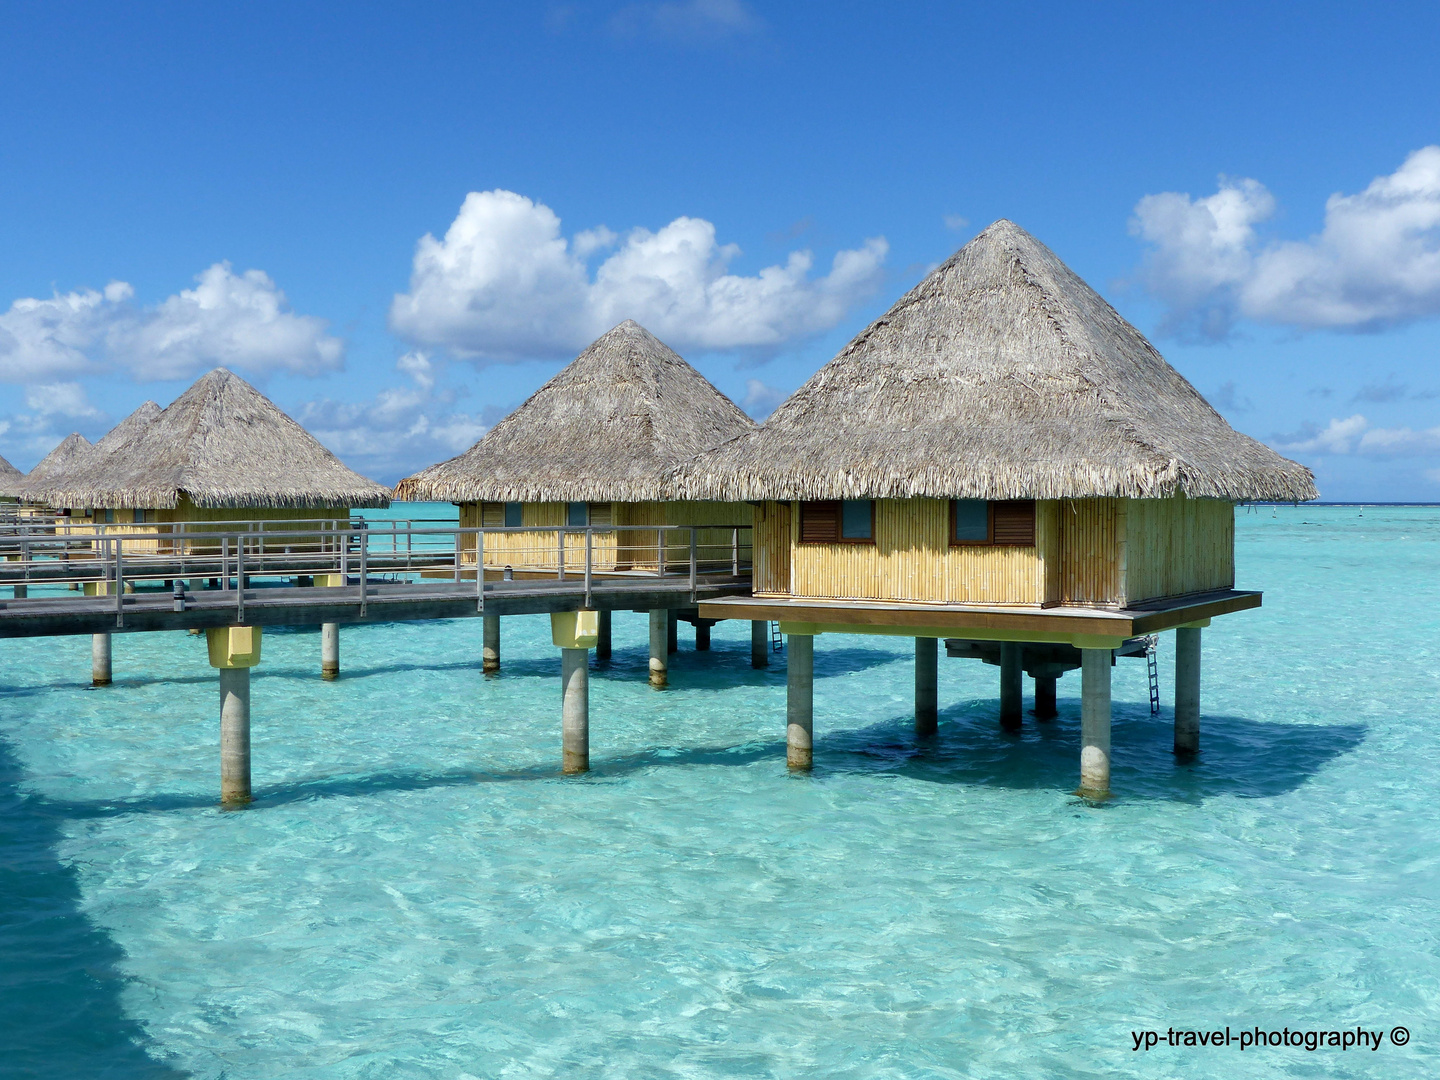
(682, 220, 1317, 797)
(396, 319, 756, 680)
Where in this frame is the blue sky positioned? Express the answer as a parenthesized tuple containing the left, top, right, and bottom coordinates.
(1, 1, 1437, 499)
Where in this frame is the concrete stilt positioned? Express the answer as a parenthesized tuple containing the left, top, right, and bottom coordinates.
(482, 613, 501, 673)
(596, 610, 612, 661)
(219, 667, 252, 805)
(321, 623, 340, 680)
(13, 584, 25, 599)
(751, 620, 769, 669)
(786, 634, 814, 770)
(667, 610, 678, 654)
(92, 633, 112, 686)
(999, 642, 1023, 731)
(648, 609, 668, 688)
(915, 636, 938, 737)
(561, 647, 589, 774)
(695, 621, 711, 651)
(1034, 675, 1057, 720)
(1174, 626, 1202, 757)
(1079, 648, 1112, 800)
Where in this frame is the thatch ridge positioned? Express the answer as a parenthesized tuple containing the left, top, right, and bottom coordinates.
(675, 220, 1317, 503)
(18, 433, 96, 503)
(0, 451, 23, 499)
(35, 370, 391, 510)
(395, 320, 756, 503)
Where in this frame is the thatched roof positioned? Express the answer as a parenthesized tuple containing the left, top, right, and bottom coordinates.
(677, 220, 1317, 503)
(0, 452, 23, 499)
(94, 400, 162, 455)
(20, 402, 164, 508)
(19, 434, 95, 501)
(395, 320, 755, 503)
(34, 369, 391, 510)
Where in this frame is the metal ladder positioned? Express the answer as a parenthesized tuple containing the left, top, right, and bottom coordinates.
(1146, 637, 1161, 715)
(771, 620, 784, 653)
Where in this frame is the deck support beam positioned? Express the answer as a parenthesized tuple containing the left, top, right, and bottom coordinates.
(1079, 648, 1111, 800)
(786, 633, 814, 770)
(999, 642, 1023, 731)
(648, 609, 668, 688)
(915, 636, 938, 737)
(1035, 675, 1057, 720)
(695, 621, 711, 651)
(482, 613, 500, 674)
(321, 623, 339, 680)
(561, 647, 589, 774)
(751, 620, 769, 668)
(92, 633, 112, 686)
(667, 609, 678, 654)
(596, 610, 611, 661)
(1174, 626, 1202, 757)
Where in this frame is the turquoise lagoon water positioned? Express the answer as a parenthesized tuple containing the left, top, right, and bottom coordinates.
(1, 505, 1437, 1078)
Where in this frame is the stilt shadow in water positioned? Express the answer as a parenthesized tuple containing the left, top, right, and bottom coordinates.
(822, 701, 1369, 802)
(0, 738, 189, 1079)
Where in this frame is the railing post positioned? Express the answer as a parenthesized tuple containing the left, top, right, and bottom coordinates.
(584, 528, 593, 609)
(689, 527, 697, 601)
(732, 527, 739, 576)
(114, 538, 124, 626)
(236, 536, 245, 623)
(476, 528, 484, 612)
(358, 522, 368, 617)
(557, 528, 565, 582)
(222, 535, 229, 588)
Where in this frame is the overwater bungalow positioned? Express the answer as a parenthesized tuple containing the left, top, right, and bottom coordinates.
(395, 319, 756, 679)
(0, 453, 22, 503)
(683, 220, 1317, 796)
(31, 368, 390, 552)
(19, 432, 94, 497)
(396, 320, 756, 575)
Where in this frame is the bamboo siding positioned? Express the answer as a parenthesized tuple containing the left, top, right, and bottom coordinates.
(1059, 499, 1120, 605)
(753, 502, 791, 595)
(787, 499, 1051, 604)
(458, 500, 751, 573)
(1124, 496, 1234, 603)
(64, 501, 348, 556)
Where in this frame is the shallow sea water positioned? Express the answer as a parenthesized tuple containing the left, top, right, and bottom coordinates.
(1, 505, 1437, 1078)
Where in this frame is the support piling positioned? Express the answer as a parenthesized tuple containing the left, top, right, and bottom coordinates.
(482, 613, 501, 674)
(220, 667, 252, 805)
(92, 633, 112, 686)
(1034, 675, 1057, 720)
(999, 642, 1023, 731)
(596, 610, 611, 661)
(561, 647, 589, 774)
(915, 636, 938, 737)
(750, 620, 769, 668)
(786, 634, 814, 770)
(1174, 626, 1202, 757)
(321, 623, 339, 680)
(648, 609, 668, 688)
(1079, 648, 1112, 800)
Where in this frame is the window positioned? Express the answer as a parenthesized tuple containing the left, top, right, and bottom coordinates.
(587, 502, 612, 527)
(950, 500, 1036, 546)
(504, 502, 523, 528)
(134, 509, 148, 524)
(102, 509, 115, 524)
(799, 500, 874, 544)
(566, 502, 588, 527)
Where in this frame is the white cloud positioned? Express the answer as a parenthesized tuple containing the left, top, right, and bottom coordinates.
(389, 190, 888, 362)
(943, 214, 970, 231)
(296, 352, 488, 482)
(1273, 413, 1440, 458)
(741, 378, 788, 419)
(24, 382, 100, 418)
(0, 263, 342, 384)
(1132, 147, 1440, 337)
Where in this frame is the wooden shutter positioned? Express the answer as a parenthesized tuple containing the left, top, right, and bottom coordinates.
(480, 502, 504, 527)
(587, 502, 612, 527)
(799, 501, 841, 543)
(991, 500, 1036, 545)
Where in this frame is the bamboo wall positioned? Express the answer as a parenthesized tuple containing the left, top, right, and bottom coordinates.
(1124, 496, 1234, 603)
(755, 496, 1235, 608)
(780, 498, 1053, 604)
(458, 500, 752, 573)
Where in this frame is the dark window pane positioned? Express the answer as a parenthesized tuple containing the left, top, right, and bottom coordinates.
(504, 503, 523, 528)
(953, 500, 988, 541)
(841, 500, 873, 540)
(567, 502, 588, 527)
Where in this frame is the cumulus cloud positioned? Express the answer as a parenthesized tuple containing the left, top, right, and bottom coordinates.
(741, 378, 788, 420)
(296, 352, 489, 482)
(389, 190, 888, 362)
(1273, 414, 1440, 457)
(0, 263, 342, 384)
(25, 382, 100, 418)
(1131, 146, 1440, 338)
